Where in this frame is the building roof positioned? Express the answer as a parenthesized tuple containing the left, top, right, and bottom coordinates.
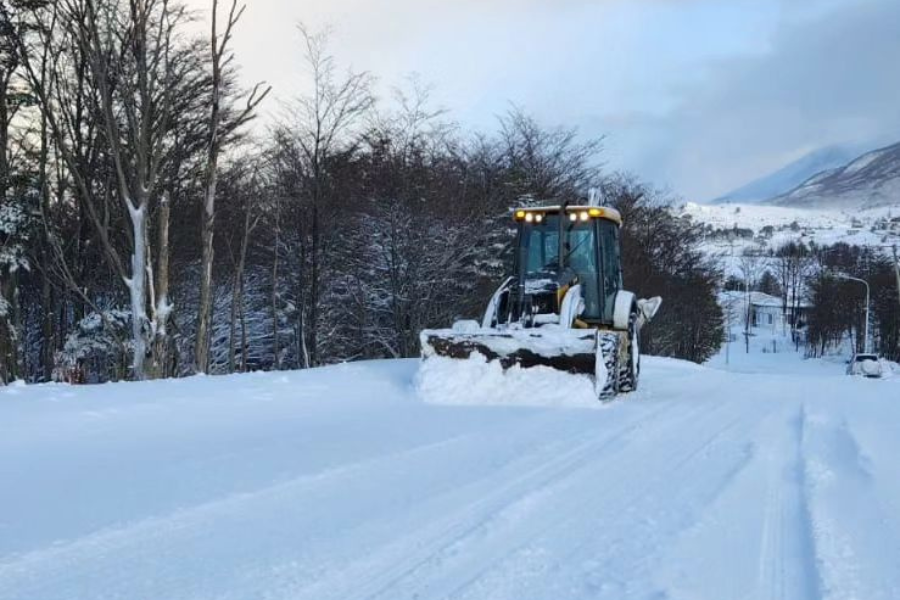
(720, 290, 812, 309)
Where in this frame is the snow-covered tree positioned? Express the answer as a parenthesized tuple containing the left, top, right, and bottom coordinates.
(56, 310, 131, 383)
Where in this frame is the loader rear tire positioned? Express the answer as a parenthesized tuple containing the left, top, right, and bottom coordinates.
(618, 309, 640, 393)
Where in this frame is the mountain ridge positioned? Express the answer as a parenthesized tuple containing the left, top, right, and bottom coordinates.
(769, 140, 900, 210)
(712, 143, 870, 205)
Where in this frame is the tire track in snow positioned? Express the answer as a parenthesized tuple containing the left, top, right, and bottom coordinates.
(276, 398, 703, 600)
(754, 405, 821, 600)
(0, 416, 584, 599)
(832, 395, 900, 559)
(446, 397, 761, 600)
(801, 405, 900, 600)
(352, 396, 757, 600)
(0, 399, 680, 600)
(645, 403, 820, 600)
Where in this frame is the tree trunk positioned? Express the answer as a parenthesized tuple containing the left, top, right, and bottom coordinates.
(196, 186, 216, 373)
(0, 68, 12, 383)
(41, 275, 54, 381)
(39, 94, 55, 382)
(229, 207, 253, 373)
(240, 284, 248, 372)
(271, 207, 281, 369)
(228, 268, 239, 373)
(0, 275, 21, 383)
(152, 195, 172, 378)
(195, 66, 221, 374)
(127, 203, 149, 380)
(0, 279, 12, 384)
(893, 245, 900, 309)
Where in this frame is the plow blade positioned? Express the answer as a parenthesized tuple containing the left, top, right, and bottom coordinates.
(422, 330, 596, 374)
(419, 327, 623, 400)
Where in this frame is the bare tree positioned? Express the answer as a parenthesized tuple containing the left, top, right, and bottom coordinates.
(0, 2, 26, 383)
(773, 241, 814, 343)
(12, 0, 201, 379)
(498, 108, 604, 203)
(194, 0, 270, 373)
(222, 164, 263, 373)
(277, 23, 373, 367)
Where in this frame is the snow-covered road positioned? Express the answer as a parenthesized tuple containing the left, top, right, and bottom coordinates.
(1, 357, 899, 600)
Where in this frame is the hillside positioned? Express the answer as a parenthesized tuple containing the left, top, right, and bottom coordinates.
(2, 357, 899, 599)
(771, 141, 900, 210)
(712, 144, 869, 205)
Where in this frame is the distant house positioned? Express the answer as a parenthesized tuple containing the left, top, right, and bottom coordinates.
(751, 292, 811, 331)
(720, 290, 810, 332)
(751, 294, 781, 328)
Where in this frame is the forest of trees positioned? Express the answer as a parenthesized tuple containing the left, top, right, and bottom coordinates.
(725, 241, 900, 362)
(804, 243, 899, 361)
(0, 0, 725, 385)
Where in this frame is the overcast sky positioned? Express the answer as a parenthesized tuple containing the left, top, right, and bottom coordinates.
(185, 0, 900, 201)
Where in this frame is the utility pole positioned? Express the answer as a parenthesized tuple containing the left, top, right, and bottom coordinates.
(837, 274, 871, 354)
(894, 245, 900, 308)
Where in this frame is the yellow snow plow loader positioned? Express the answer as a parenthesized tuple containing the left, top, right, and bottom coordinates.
(420, 203, 661, 400)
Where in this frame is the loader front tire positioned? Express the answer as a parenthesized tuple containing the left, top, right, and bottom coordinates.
(618, 308, 640, 393)
(596, 332, 620, 401)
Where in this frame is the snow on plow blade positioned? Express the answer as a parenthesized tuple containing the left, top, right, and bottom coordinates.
(418, 325, 623, 402)
(421, 328, 597, 375)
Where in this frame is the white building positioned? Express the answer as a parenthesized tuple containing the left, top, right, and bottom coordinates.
(750, 295, 783, 329)
(720, 291, 810, 333)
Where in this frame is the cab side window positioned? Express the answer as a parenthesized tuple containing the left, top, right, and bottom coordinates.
(599, 221, 621, 322)
(568, 227, 600, 318)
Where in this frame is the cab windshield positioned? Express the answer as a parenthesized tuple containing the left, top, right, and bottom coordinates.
(521, 215, 595, 275)
(519, 214, 600, 317)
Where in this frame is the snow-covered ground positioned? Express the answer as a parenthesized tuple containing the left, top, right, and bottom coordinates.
(2, 353, 900, 600)
(682, 201, 900, 257)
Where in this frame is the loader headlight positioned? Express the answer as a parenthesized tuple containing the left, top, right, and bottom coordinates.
(515, 210, 526, 221)
(535, 214, 543, 223)
(579, 211, 589, 222)
(525, 212, 535, 223)
(569, 213, 578, 222)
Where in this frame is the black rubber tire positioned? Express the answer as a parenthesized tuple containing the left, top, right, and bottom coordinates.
(596, 332, 620, 401)
(618, 309, 640, 393)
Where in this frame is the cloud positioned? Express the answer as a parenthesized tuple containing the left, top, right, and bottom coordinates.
(185, 0, 898, 202)
(613, 0, 900, 200)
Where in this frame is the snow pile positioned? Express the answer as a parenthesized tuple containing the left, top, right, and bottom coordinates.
(416, 354, 600, 408)
(881, 359, 900, 378)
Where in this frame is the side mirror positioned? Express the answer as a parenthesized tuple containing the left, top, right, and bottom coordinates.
(638, 297, 663, 323)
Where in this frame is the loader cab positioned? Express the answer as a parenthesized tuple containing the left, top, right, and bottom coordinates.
(512, 206, 623, 325)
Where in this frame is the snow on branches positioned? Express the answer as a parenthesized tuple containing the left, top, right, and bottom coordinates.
(0, 199, 32, 274)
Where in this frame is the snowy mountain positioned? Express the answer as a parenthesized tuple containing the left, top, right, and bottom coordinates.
(770, 141, 900, 210)
(1, 356, 899, 599)
(712, 144, 870, 205)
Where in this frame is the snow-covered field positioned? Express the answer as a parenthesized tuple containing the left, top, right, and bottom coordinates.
(682, 201, 900, 256)
(2, 354, 900, 600)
